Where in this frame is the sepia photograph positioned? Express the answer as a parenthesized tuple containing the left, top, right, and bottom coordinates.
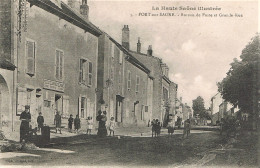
(0, 0, 259, 167)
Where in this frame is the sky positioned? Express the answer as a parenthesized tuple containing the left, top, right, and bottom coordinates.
(63, 0, 258, 107)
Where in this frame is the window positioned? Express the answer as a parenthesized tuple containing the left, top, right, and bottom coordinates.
(136, 76, 140, 93)
(26, 40, 36, 75)
(118, 71, 121, 91)
(81, 97, 86, 118)
(145, 106, 149, 112)
(79, 96, 87, 118)
(79, 59, 87, 84)
(127, 71, 131, 90)
(119, 51, 123, 64)
(88, 62, 92, 86)
(143, 81, 146, 94)
(163, 87, 169, 101)
(55, 50, 64, 80)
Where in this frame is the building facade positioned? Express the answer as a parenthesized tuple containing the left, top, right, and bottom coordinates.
(97, 29, 153, 127)
(129, 33, 178, 126)
(1, 0, 102, 137)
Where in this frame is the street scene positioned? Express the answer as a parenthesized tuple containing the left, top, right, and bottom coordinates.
(0, 0, 259, 167)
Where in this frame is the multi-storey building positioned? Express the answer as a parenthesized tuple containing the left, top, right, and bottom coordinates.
(127, 27, 178, 126)
(97, 28, 153, 127)
(0, 0, 102, 137)
(211, 92, 239, 125)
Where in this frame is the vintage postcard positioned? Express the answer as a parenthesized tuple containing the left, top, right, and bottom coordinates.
(0, 0, 259, 167)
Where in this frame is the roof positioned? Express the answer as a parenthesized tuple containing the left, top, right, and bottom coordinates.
(103, 34, 151, 75)
(27, 0, 102, 37)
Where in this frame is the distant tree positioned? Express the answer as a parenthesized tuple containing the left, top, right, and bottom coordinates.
(217, 34, 259, 115)
(192, 96, 210, 119)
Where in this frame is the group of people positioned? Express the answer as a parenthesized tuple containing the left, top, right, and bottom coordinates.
(151, 119, 162, 137)
(96, 110, 116, 137)
(150, 115, 191, 138)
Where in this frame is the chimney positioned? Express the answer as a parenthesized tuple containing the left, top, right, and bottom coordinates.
(147, 45, 153, 56)
(122, 25, 130, 50)
(180, 97, 182, 102)
(80, 0, 89, 20)
(137, 37, 141, 53)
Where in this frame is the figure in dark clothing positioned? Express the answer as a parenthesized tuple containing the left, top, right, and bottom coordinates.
(68, 114, 73, 132)
(55, 111, 62, 134)
(20, 105, 31, 143)
(74, 115, 81, 133)
(96, 110, 107, 137)
(37, 112, 44, 132)
(151, 119, 156, 137)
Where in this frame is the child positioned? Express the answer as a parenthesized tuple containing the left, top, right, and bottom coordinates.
(74, 115, 81, 133)
(86, 116, 93, 135)
(37, 112, 44, 132)
(68, 114, 73, 133)
(108, 117, 116, 136)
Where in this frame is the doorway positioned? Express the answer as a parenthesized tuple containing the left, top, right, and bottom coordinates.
(116, 95, 124, 122)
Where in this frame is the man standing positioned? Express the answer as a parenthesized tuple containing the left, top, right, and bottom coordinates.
(55, 111, 62, 134)
(20, 105, 31, 143)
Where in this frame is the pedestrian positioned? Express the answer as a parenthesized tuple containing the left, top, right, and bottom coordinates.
(74, 115, 81, 133)
(108, 117, 116, 136)
(156, 120, 161, 137)
(68, 114, 73, 133)
(86, 116, 93, 135)
(183, 119, 190, 139)
(20, 105, 31, 143)
(151, 119, 156, 137)
(220, 118, 224, 135)
(167, 116, 175, 137)
(55, 111, 62, 134)
(96, 110, 108, 137)
(154, 119, 161, 137)
(37, 112, 44, 132)
(187, 119, 191, 136)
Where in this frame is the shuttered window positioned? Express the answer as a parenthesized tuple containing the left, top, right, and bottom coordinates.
(79, 59, 87, 84)
(136, 76, 140, 93)
(26, 40, 35, 75)
(127, 71, 131, 90)
(55, 50, 64, 80)
(88, 62, 92, 86)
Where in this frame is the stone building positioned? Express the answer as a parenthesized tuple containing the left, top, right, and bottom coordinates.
(127, 27, 178, 126)
(211, 92, 239, 125)
(0, 0, 102, 137)
(97, 28, 153, 127)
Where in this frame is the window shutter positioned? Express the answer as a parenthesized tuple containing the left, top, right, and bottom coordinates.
(88, 62, 92, 86)
(26, 41, 35, 75)
(55, 50, 59, 79)
(79, 59, 83, 83)
(84, 61, 88, 84)
(60, 51, 63, 80)
(78, 97, 81, 117)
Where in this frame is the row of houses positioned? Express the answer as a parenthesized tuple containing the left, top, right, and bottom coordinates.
(210, 92, 239, 125)
(0, 0, 178, 138)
